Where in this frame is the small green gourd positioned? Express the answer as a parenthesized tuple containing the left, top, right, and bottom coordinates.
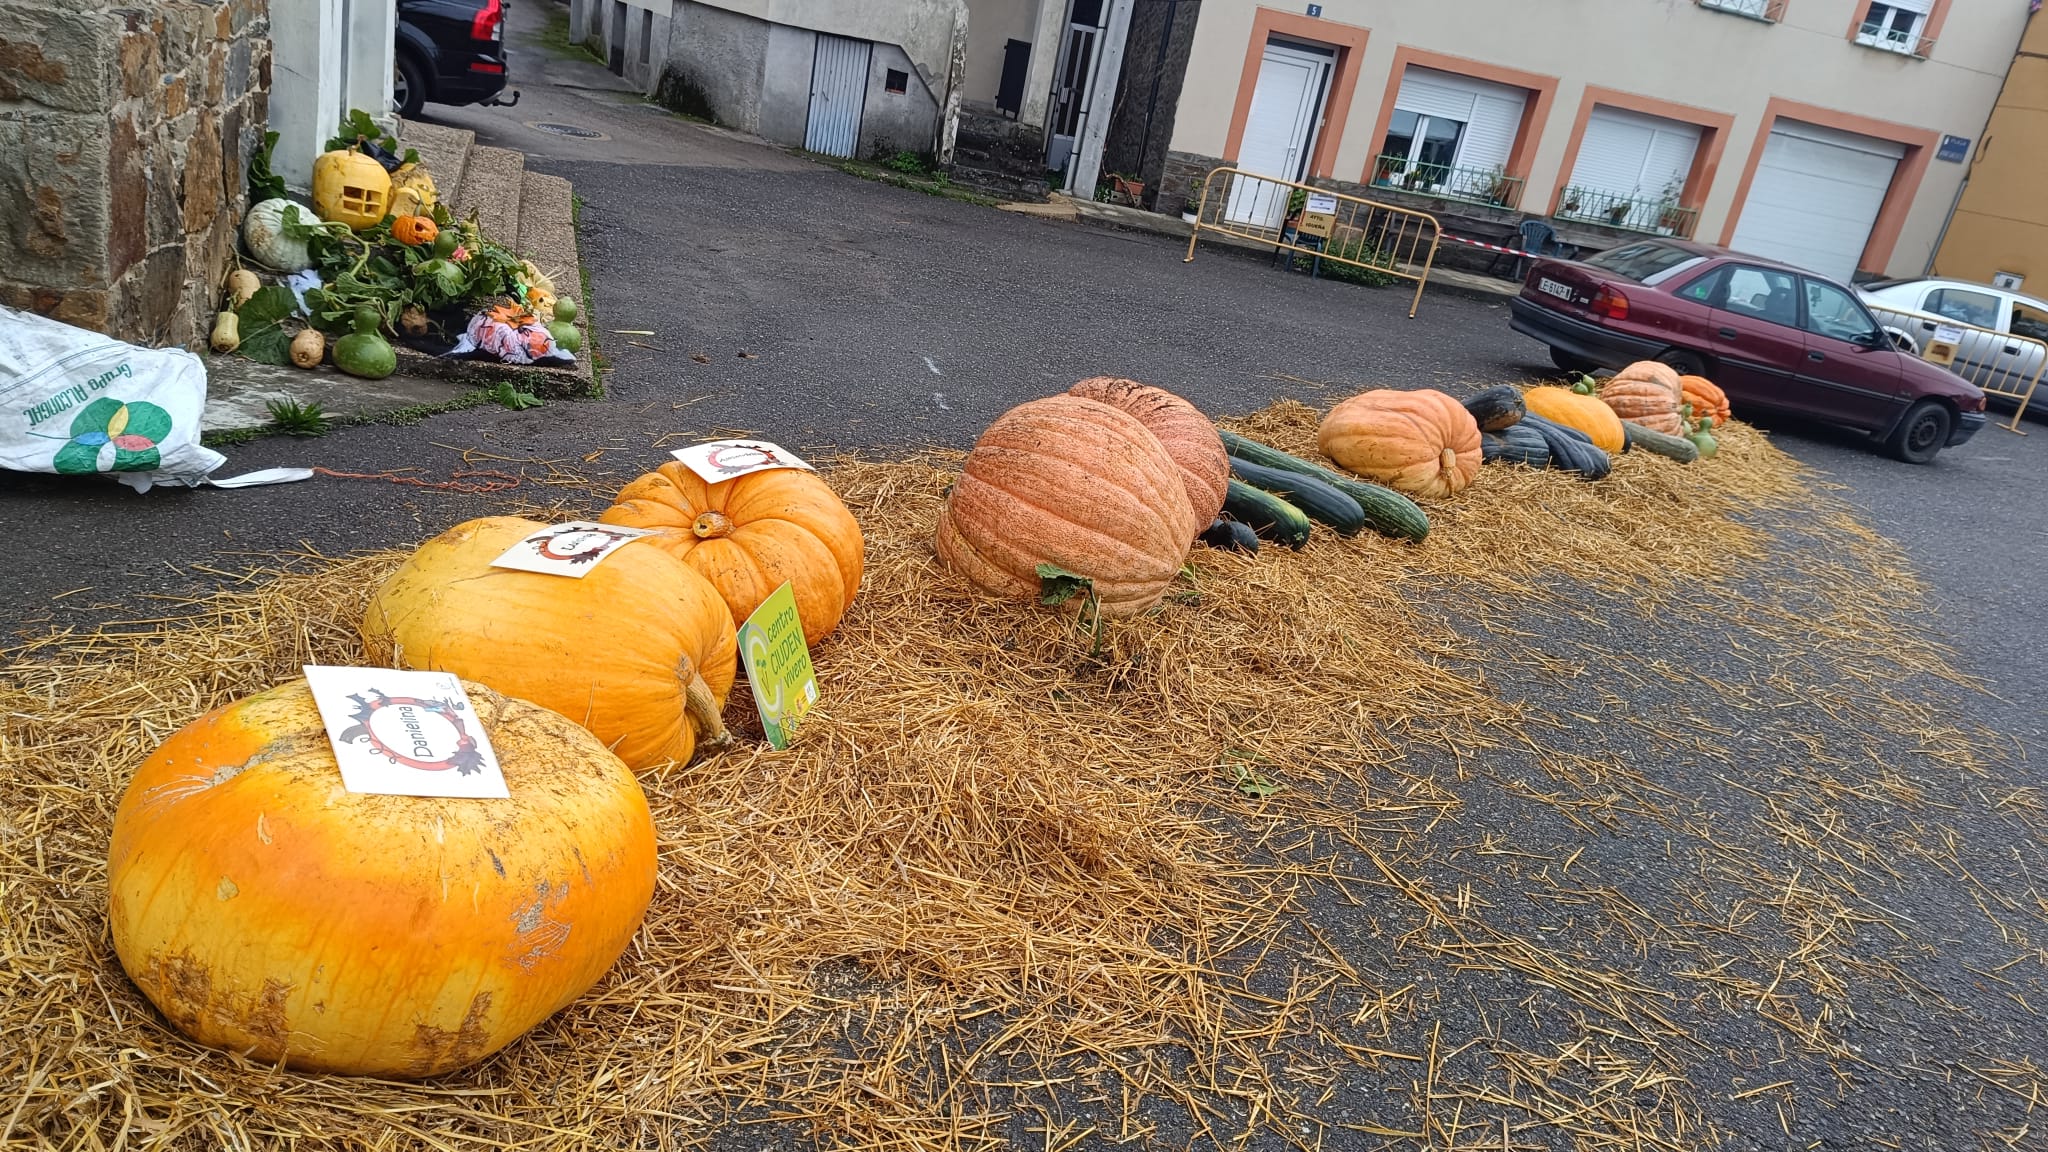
(332, 306, 396, 380)
(1688, 416, 1720, 459)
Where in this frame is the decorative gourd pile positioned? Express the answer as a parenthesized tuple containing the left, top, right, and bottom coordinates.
(1479, 361, 1733, 476)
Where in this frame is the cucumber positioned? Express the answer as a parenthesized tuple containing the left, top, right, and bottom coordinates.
(1622, 421, 1700, 464)
(1227, 457, 1366, 536)
(1222, 480, 1311, 550)
(1217, 429, 1430, 542)
(1199, 518, 1259, 554)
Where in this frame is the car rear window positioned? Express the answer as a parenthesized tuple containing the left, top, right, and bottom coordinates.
(1582, 242, 1701, 283)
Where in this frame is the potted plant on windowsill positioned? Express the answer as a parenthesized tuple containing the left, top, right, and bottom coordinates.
(1607, 202, 1633, 227)
(1654, 178, 1687, 235)
(1561, 190, 1583, 216)
(1483, 165, 1513, 207)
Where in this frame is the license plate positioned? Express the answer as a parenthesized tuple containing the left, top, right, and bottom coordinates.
(1537, 277, 1575, 302)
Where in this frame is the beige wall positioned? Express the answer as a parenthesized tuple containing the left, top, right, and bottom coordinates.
(1174, 0, 2027, 276)
(1936, 12, 2048, 285)
(962, 0, 1042, 104)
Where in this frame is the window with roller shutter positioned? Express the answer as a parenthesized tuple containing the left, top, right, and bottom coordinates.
(1558, 106, 1702, 233)
(1371, 67, 1531, 205)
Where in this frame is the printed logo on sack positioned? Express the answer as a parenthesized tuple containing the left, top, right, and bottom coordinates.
(334, 689, 487, 775)
(44, 398, 173, 474)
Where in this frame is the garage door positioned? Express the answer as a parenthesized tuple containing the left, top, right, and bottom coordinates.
(1563, 106, 1702, 230)
(1729, 120, 1905, 281)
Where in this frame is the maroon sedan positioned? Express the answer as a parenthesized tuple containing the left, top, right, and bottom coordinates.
(1509, 238, 1987, 463)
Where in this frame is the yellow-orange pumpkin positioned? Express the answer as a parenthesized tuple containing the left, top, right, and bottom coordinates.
(361, 516, 737, 770)
(1316, 388, 1483, 499)
(601, 463, 863, 645)
(936, 395, 1196, 618)
(1599, 361, 1686, 436)
(1067, 376, 1229, 532)
(391, 214, 439, 247)
(106, 678, 656, 1078)
(1523, 385, 1627, 455)
(1681, 374, 1732, 425)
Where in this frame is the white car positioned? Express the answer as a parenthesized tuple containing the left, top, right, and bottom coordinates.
(1857, 278, 2048, 409)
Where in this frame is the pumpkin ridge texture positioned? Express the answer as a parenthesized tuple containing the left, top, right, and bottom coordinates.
(1067, 376, 1229, 534)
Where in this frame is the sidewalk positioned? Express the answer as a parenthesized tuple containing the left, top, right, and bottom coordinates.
(1002, 193, 1522, 304)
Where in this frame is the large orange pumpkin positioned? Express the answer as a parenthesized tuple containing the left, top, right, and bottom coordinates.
(361, 516, 737, 771)
(106, 678, 657, 1078)
(935, 395, 1196, 618)
(1523, 385, 1627, 455)
(1067, 376, 1229, 533)
(600, 464, 863, 645)
(1680, 374, 1732, 425)
(1599, 361, 1686, 436)
(1316, 388, 1483, 499)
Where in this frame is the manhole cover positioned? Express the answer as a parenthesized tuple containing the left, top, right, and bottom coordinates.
(527, 121, 608, 140)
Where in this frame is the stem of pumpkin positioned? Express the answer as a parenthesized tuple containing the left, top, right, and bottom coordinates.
(680, 659, 731, 754)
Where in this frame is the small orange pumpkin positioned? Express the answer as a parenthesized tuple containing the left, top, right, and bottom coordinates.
(1523, 384, 1627, 455)
(936, 395, 1196, 618)
(1067, 376, 1229, 533)
(1599, 361, 1686, 436)
(1316, 388, 1483, 499)
(391, 214, 439, 247)
(1680, 374, 1732, 425)
(601, 463, 864, 646)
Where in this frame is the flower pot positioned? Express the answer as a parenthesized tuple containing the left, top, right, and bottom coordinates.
(1182, 211, 1199, 224)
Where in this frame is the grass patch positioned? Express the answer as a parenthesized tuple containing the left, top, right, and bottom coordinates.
(536, 4, 607, 67)
(817, 155, 997, 207)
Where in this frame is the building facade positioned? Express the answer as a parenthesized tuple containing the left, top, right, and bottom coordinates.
(571, 0, 968, 162)
(1933, 8, 2046, 289)
(1155, 0, 2027, 281)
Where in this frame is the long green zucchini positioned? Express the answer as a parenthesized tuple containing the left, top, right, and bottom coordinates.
(1217, 429, 1430, 542)
(1622, 421, 1700, 463)
(1222, 480, 1311, 549)
(1226, 456, 1365, 535)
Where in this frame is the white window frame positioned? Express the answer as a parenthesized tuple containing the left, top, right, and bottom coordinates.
(1695, 0, 1780, 22)
(1856, 0, 1932, 56)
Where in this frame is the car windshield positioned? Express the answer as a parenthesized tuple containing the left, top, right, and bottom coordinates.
(1582, 242, 1700, 283)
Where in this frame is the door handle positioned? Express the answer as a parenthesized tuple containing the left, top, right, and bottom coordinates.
(1808, 350, 1826, 361)
(1717, 328, 1739, 340)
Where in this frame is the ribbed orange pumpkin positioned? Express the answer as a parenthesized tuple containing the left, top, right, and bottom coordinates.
(391, 214, 439, 247)
(936, 395, 1196, 618)
(1681, 374, 1732, 425)
(1067, 376, 1229, 533)
(107, 678, 656, 1078)
(600, 464, 863, 646)
(1317, 388, 1483, 499)
(361, 516, 737, 771)
(1599, 361, 1687, 436)
(1523, 385, 1627, 454)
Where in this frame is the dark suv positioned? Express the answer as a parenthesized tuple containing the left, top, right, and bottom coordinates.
(395, 0, 514, 120)
(1509, 239, 1988, 464)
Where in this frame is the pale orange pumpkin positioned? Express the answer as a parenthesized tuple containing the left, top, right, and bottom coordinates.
(1067, 376, 1229, 532)
(1680, 374, 1732, 425)
(361, 516, 737, 770)
(1523, 385, 1627, 454)
(935, 395, 1196, 618)
(1599, 361, 1687, 436)
(1317, 388, 1483, 499)
(601, 463, 863, 645)
(106, 678, 656, 1078)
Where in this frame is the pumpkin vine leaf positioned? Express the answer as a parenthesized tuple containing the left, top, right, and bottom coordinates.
(1230, 762, 1285, 799)
(1036, 563, 1104, 655)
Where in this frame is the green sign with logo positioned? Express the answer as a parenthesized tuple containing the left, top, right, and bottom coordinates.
(736, 581, 818, 749)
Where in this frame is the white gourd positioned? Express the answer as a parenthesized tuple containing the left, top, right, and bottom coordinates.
(243, 198, 314, 272)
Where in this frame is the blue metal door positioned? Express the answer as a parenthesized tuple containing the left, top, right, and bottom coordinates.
(805, 34, 871, 158)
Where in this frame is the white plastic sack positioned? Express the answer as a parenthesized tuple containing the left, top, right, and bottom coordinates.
(1, 304, 224, 491)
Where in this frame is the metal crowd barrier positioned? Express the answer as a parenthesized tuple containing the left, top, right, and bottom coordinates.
(1865, 305, 2042, 431)
(1183, 167, 1443, 318)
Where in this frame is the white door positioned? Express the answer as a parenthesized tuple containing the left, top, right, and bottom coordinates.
(1225, 41, 1331, 228)
(1730, 120, 1905, 281)
(1564, 106, 1702, 230)
(805, 34, 871, 158)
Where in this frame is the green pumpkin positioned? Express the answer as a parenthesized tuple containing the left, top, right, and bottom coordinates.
(547, 321, 582, 354)
(333, 331, 397, 379)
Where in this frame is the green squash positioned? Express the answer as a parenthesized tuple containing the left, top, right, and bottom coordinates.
(547, 321, 582, 354)
(1222, 480, 1311, 550)
(1623, 421, 1700, 463)
(1461, 385, 1527, 432)
(553, 297, 579, 324)
(1216, 430, 1429, 542)
(1227, 457, 1365, 536)
(333, 330, 397, 379)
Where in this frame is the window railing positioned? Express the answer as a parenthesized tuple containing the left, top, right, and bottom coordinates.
(1555, 186, 1699, 238)
(1855, 23, 1934, 58)
(1368, 156, 1525, 209)
(1694, 0, 1787, 22)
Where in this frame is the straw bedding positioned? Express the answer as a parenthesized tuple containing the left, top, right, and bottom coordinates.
(3, 403, 2040, 1149)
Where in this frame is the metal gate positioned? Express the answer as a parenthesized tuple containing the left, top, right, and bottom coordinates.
(805, 34, 871, 159)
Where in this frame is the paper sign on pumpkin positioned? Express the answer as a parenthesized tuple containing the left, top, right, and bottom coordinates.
(670, 439, 814, 483)
(488, 520, 656, 577)
(303, 665, 510, 798)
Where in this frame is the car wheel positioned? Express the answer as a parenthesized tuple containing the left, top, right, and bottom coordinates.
(1655, 349, 1708, 378)
(1886, 400, 1951, 464)
(394, 52, 429, 120)
(1549, 347, 1595, 374)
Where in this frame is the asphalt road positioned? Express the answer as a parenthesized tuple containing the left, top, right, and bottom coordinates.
(4, 21, 2045, 1147)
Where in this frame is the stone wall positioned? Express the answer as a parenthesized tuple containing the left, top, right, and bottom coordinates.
(0, 0, 270, 349)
